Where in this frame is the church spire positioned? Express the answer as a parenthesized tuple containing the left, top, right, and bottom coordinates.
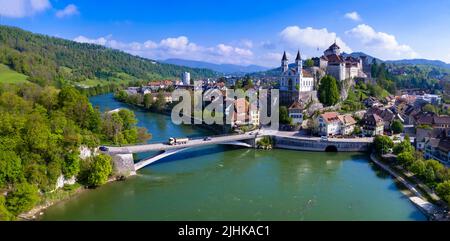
(282, 51, 288, 61)
(295, 50, 301, 61)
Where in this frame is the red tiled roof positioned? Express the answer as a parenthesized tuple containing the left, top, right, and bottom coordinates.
(325, 54, 344, 63)
(320, 112, 340, 124)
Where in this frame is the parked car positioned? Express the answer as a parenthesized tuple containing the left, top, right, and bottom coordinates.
(99, 146, 109, 152)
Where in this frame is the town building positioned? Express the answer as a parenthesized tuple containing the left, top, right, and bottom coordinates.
(338, 114, 357, 135)
(318, 112, 341, 136)
(181, 72, 191, 85)
(362, 113, 384, 136)
(424, 137, 450, 166)
(415, 128, 447, 151)
(288, 101, 304, 125)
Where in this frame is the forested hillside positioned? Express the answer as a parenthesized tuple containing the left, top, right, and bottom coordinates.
(0, 25, 217, 90)
(0, 83, 151, 220)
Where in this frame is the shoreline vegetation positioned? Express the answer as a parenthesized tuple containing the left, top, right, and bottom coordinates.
(0, 83, 151, 221)
(372, 136, 450, 220)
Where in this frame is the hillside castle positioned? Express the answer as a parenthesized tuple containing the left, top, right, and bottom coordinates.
(279, 42, 369, 104)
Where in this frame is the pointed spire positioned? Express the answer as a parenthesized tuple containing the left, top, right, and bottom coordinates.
(295, 50, 301, 61)
(282, 51, 288, 61)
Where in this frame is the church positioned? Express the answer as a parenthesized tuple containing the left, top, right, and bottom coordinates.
(279, 50, 315, 92)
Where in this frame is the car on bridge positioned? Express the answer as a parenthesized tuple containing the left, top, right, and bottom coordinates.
(203, 137, 212, 141)
(99, 146, 109, 152)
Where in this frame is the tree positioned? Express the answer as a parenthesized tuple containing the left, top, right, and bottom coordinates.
(393, 135, 414, 154)
(86, 154, 113, 187)
(0, 196, 14, 221)
(391, 120, 404, 134)
(305, 59, 314, 68)
(409, 159, 426, 177)
(373, 135, 394, 155)
(0, 151, 23, 188)
(436, 181, 450, 205)
(143, 93, 153, 109)
(318, 75, 339, 106)
(62, 152, 80, 178)
(5, 183, 40, 215)
(422, 103, 437, 113)
(397, 152, 414, 167)
(153, 91, 166, 111)
(279, 106, 292, 125)
(424, 166, 436, 183)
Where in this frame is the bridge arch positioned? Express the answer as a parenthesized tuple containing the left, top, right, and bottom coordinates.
(133, 141, 251, 170)
(325, 145, 338, 152)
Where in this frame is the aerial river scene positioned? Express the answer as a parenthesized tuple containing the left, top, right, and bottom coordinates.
(40, 94, 426, 221)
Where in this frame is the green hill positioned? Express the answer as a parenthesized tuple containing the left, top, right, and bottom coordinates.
(0, 25, 217, 89)
(0, 64, 28, 84)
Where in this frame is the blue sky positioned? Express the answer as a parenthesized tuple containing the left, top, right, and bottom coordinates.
(1, 0, 450, 67)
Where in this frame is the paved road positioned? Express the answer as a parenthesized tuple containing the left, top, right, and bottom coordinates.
(275, 131, 374, 143)
(105, 133, 258, 154)
(105, 130, 374, 154)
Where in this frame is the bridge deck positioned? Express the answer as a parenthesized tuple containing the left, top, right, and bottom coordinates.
(106, 133, 257, 154)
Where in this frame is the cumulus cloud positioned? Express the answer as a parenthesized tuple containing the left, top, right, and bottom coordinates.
(73, 35, 254, 65)
(280, 26, 352, 53)
(346, 24, 418, 59)
(0, 0, 51, 18)
(344, 11, 361, 21)
(56, 4, 79, 18)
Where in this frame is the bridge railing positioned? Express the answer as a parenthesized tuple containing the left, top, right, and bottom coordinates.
(104, 132, 246, 147)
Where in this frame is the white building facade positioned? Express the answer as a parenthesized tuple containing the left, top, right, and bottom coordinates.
(279, 51, 314, 92)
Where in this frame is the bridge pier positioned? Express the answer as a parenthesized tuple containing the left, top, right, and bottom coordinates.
(112, 154, 136, 177)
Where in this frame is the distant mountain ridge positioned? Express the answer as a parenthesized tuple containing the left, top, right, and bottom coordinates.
(386, 59, 450, 69)
(162, 58, 269, 75)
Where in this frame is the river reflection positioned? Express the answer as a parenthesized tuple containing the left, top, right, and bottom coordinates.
(40, 94, 426, 221)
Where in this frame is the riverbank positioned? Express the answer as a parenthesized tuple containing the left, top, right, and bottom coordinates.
(19, 176, 127, 221)
(369, 153, 449, 221)
(113, 98, 226, 135)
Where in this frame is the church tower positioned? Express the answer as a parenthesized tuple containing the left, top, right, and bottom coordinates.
(295, 50, 302, 74)
(281, 51, 288, 72)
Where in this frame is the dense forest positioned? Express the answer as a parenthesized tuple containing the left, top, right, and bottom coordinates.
(0, 82, 150, 220)
(0, 25, 217, 89)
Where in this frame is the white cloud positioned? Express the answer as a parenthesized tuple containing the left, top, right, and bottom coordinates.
(344, 11, 361, 21)
(74, 35, 109, 45)
(239, 39, 253, 48)
(346, 24, 418, 59)
(73, 35, 254, 65)
(56, 4, 79, 18)
(0, 0, 51, 18)
(280, 26, 352, 53)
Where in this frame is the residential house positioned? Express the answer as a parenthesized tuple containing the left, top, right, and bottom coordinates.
(366, 107, 398, 132)
(338, 114, 357, 135)
(362, 113, 384, 136)
(229, 98, 261, 127)
(288, 101, 304, 125)
(424, 137, 450, 166)
(318, 112, 341, 136)
(415, 128, 447, 151)
(415, 113, 450, 129)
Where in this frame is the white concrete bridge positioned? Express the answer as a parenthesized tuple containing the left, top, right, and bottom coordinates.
(104, 131, 374, 175)
(105, 133, 258, 155)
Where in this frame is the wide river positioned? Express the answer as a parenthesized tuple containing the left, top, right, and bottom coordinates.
(41, 93, 426, 220)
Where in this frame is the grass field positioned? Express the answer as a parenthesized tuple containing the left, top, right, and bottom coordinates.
(0, 64, 29, 84)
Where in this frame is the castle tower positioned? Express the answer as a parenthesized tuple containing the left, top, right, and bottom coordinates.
(295, 50, 302, 74)
(281, 51, 288, 72)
